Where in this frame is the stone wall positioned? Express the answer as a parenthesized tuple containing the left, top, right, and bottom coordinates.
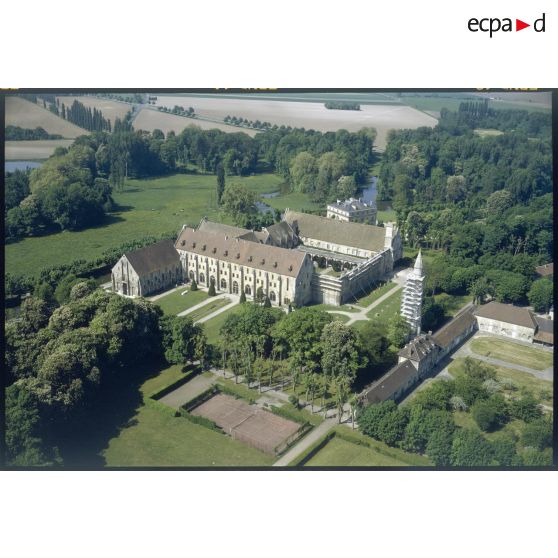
(476, 316, 535, 342)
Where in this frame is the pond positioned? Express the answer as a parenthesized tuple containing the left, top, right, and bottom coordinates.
(360, 176, 392, 212)
(5, 160, 43, 173)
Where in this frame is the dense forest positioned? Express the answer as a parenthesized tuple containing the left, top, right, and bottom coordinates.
(377, 102, 553, 308)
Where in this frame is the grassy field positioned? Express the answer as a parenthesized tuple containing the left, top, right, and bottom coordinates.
(5, 173, 277, 278)
(469, 338, 553, 371)
(366, 288, 403, 320)
(262, 191, 322, 213)
(353, 280, 397, 307)
(304, 431, 431, 467)
(186, 297, 232, 322)
(140, 363, 192, 397)
(5, 96, 87, 138)
(103, 404, 274, 466)
(449, 357, 553, 406)
(154, 288, 208, 315)
(201, 304, 246, 345)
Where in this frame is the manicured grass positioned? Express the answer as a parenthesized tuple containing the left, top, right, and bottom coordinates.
(304, 430, 431, 467)
(366, 288, 402, 320)
(377, 209, 397, 222)
(201, 304, 246, 345)
(329, 313, 351, 323)
(185, 297, 232, 322)
(470, 338, 553, 371)
(309, 303, 359, 313)
(353, 280, 397, 307)
(5, 172, 275, 278)
(102, 404, 274, 466)
(154, 288, 208, 315)
(474, 128, 504, 137)
(449, 357, 553, 406)
(263, 192, 322, 213)
(140, 364, 192, 397)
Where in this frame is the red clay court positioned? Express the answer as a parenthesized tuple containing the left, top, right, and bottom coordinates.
(191, 393, 301, 455)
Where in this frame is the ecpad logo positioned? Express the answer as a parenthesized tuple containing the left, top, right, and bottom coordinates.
(468, 13, 546, 37)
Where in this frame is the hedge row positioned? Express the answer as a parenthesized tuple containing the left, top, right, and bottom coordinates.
(143, 396, 179, 418)
(269, 404, 310, 427)
(218, 382, 259, 404)
(178, 407, 222, 433)
(148, 367, 200, 400)
(180, 386, 218, 412)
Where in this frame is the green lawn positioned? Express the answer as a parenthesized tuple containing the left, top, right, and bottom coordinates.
(308, 303, 360, 313)
(5, 172, 279, 278)
(263, 191, 322, 213)
(469, 338, 553, 371)
(304, 431, 431, 467)
(201, 304, 245, 345)
(154, 288, 208, 315)
(140, 363, 192, 397)
(185, 297, 232, 322)
(366, 288, 402, 320)
(353, 280, 398, 307)
(103, 404, 274, 466)
(377, 209, 397, 223)
(449, 357, 553, 406)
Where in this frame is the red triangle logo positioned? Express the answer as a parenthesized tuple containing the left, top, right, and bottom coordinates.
(516, 19, 530, 31)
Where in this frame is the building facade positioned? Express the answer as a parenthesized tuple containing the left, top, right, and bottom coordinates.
(111, 239, 182, 297)
(175, 226, 313, 307)
(326, 197, 377, 224)
(474, 302, 537, 342)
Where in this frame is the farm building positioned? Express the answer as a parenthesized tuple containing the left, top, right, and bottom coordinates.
(111, 239, 182, 297)
(474, 302, 537, 343)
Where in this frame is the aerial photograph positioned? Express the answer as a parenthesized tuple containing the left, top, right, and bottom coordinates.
(3, 90, 554, 468)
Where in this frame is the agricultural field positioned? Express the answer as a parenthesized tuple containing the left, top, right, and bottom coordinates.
(302, 431, 431, 467)
(154, 95, 438, 150)
(5, 96, 87, 137)
(5, 139, 74, 160)
(57, 95, 131, 127)
(469, 338, 553, 371)
(132, 107, 257, 136)
(154, 288, 209, 315)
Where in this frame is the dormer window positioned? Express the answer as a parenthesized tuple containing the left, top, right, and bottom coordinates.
(289, 265, 293, 271)
(248, 256, 253, 262)
(273, 262, 277, 268)
(192, 242, 196, 248)
(181, 240, 185, 246)
(224, 250, 228, 256)
(261, 258, 265, 264)
(236, 253, 240, 259)
(202, 244, 206, 251)
(212, 247, 217, 254)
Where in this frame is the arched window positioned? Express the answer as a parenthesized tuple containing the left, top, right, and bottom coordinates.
(189, 271, 194, 280)
(269, 291, 276, 302)
(199, 273, 205, 284)
(233, 281, 239, 294)
(220, 278, 227, 290)
(245, 285, 251, 295)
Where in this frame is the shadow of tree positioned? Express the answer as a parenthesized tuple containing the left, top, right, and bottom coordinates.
(57, 359, 170, 468)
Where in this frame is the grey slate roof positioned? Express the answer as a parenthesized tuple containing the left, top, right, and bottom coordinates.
(197, 218, 251, 239)
(283, 209, 386, 252)
(175, 227, 307, 278)
(363, 360, 418, 404)
(264, 221, 297, 246)
(124, 240, 180, 276)
(474, 302, 537, 330)
(535, 262, 553, 277)
(328, 198, 374, 212)
(534, 316, 554, 345)
(398, 334, 440, 362)
(433, 307, 477, 349)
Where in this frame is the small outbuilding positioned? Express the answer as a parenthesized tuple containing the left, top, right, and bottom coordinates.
(474, 301, 537, 342)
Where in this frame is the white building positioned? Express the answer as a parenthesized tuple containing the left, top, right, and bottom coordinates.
(326, 197, 377, 224)
(400, 250, 425, 335)
(474, 301, 537, 343)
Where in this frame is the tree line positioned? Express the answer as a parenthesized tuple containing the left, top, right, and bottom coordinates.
(324, 101, 360, 111)
(5, 125, 62, 141)
(358, 357, 552, 466)
(62, 99, 112, 132)
(5, 287, 208, 466)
